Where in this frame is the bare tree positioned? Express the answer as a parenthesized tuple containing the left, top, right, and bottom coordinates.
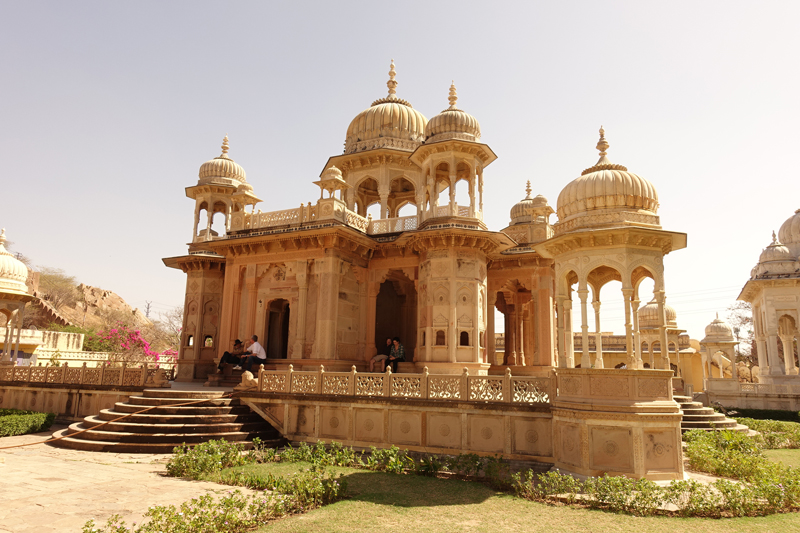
(726, 301, 757, 380)
(37, 267, 79, 311)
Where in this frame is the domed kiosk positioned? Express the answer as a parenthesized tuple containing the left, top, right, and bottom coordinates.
(536, 128, 687, 370)
(739, 211, 800, 384)
(0, 229, 35, 366)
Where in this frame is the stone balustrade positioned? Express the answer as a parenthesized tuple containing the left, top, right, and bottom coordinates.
(257, 365, 551, 405)
(368, 215, 418, 235)
(0, 362, 171, 388)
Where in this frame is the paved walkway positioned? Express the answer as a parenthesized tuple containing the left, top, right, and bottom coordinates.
(0, 427, 244, 533)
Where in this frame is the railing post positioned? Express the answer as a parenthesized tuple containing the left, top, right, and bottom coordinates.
(461, 367, 469, 400)
(350, 365, 357, 396)
(287, 364, 294, 393)
(318, 365, 325, 394)
(100, 363, 106, 385)
(384, 366, 392, 397)
(258, 364, 264, 391)
(504, 367, 512, 403)
(422, 366, 429, 399)
(81, 362, 87, 385)
(60, 362, 68, 384)
(141, 363, 147, 386)
(120, 362, 127, 386)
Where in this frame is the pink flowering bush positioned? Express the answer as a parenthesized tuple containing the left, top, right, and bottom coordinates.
(86, 324, 178, 367)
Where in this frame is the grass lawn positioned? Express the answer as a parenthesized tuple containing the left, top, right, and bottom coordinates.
(216, 463, 800, 533)
(765, 448, 800, 468)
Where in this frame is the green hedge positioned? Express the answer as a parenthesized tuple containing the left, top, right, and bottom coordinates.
(727, 407, 800, 423)
(0, 409, 56, 437)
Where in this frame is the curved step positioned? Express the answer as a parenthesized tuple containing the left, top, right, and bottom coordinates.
(49, 428, 283, 453)
(96, 409, 260, 425)
(127, 396, 236, 407)
(142, 389, 227, 399)
(80, 417, 270, 435)
(66, 422, 276, 443)
(112, 403, 249, 415)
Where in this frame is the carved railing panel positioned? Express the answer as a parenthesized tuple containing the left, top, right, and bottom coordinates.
(512, 378, 550, 403)
(46, 367, 65, 384)
(355, 374, 384, 396)
(322, 374, 351, 395)
(261, 372, 287, 393)
(29, 367, 47, 383)
(469, 377, 504, 401)
(102, 368, 121, 386)
(391, 375, 421, 398)
(83, 368, 102, 385)
(428, 376, 461, 400)
(290, 373, 318, 394)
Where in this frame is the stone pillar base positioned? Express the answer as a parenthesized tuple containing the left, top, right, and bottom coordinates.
(552, 368, 684, 481)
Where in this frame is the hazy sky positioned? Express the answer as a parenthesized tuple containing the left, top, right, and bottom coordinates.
(2, 1, 798, 339)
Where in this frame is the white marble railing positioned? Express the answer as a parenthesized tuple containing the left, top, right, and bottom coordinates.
(0, 362, 171, 387)
(739, 382, 800, 395)
(245, 204, 317, 230)
(368, 215, 419, 235)
(257, 365, 551, 405)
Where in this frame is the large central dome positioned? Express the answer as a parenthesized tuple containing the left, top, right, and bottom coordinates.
(554, 128, 660, 234)
(344, 61, 428, 154)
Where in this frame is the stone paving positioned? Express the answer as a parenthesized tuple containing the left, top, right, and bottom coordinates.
(0, 426, 246, 532)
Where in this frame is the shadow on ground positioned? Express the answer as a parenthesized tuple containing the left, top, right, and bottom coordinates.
(338, 470, 499, 508)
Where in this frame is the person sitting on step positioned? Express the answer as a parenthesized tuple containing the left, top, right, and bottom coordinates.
(217, 339, 245, 373)
(387, 336, 405, 373)
(242, 335, 267, 373)
(369, 337, 393, 372)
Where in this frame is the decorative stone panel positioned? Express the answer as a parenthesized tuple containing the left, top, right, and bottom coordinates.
(512, 417, 552, 457)
(467, 416, 504, 453)
(643, 430, 680, 472)
(320, 407, 348, 440)
(354, 408, 384, 442)
(389, 411, 422, 446)
(427, 413, 462, 449)
(590, 426, 633, 472)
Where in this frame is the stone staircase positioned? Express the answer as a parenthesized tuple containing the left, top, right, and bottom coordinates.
(674, 395, 749, 433)
(50, 388, 284, 453)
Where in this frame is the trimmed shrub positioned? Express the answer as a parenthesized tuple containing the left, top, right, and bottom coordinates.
(0, 410, 55, 437)
(729, 408, 800, 424)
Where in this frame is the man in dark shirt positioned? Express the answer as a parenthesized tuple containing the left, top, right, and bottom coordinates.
(217, 339, 245, 373)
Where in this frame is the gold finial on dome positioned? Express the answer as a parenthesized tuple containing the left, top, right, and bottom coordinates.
(525, 180, 532, 198)
(772, 230, 778, 244)
(220, 135, 230, 159)
(596, 126, 609, 156)
(448, 81, 458, 108)
(387, 59, 397, 98)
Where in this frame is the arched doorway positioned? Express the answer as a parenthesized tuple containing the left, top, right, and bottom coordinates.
(266, 299, 290, 359)
(374, 271, 417, 362)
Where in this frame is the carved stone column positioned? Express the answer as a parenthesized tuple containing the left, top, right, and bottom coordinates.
(366, 281, 379, 359)
(593, 299, 603, 369)
(780, 335, 797, 375)
(556, 296, 567, 368)
(292, 260, 310, 359)
(578, 286, 590, 369)
(655, 290, 670, 370)
(448, 174, 456, 216)
(632, 296, 641, 367)
(487, 300, 495, 365)
(622, 287, 635, 368)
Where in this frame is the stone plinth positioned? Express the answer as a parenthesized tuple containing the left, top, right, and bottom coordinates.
(552, 368, 683, 481)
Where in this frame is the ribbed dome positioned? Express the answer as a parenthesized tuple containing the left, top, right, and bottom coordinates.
(344, 61, 428, 154)
(555, 128, 660, 232)
(752, 232, 798, 278)
(510, 182, 552, 225)
(778, 208, 800, 245)
(0, 229, 30, 296)
(637, 298, 677, 328)
(198, 136, 247, 187)
(702, 314, 735, 343)
(759, 233, 795, 263)
(425, 83, 481, 143)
